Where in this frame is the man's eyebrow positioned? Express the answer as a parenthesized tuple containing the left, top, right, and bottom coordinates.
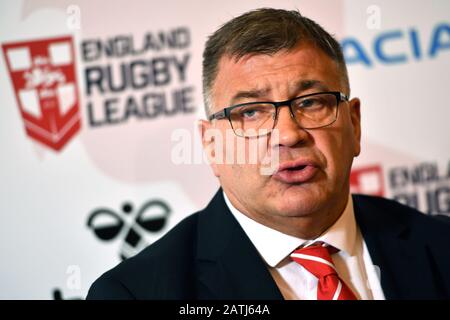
(229, 88, 271, 105)
(294, 79, 330, 93)
(228, 80, 330, 106)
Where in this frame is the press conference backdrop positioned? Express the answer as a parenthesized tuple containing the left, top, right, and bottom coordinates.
(0, 0, 449, 299)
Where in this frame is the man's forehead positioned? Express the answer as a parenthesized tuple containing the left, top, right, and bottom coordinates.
(209, 44, 344, 112)
(223, 43, 331, 68)
(216, 46, 338, 84)
(216, 51, 335, 91)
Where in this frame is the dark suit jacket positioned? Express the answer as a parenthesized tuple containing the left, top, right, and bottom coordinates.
(87, 189, 450, 299)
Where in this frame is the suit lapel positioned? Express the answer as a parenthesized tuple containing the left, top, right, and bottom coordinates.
(195, 189, 283, 300)
(353, 195, 439, 299)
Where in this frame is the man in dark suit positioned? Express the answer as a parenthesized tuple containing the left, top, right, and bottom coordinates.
(87, 8, 450, 300)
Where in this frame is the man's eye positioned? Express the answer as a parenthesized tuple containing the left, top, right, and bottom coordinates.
(233, 104, 272, 120)
(299, 98, 319, 108)
(241, 109, 258, 118)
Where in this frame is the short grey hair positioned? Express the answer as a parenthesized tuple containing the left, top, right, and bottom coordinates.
(202, 8, 349, 116)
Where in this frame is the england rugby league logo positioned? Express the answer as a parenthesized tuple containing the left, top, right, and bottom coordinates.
(2, 36, 80, 151)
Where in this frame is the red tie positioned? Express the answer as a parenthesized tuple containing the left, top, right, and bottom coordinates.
(290, 242, 357, 300)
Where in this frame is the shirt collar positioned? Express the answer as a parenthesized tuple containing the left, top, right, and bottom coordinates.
(223, 191, 357, 267)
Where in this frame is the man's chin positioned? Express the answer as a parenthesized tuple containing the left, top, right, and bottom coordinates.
(271, 198, 326, 218)
(269, 184, 328, 209)
(274, 181, 325, 197)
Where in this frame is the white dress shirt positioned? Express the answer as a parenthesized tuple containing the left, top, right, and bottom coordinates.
(223, 191, 385, 300)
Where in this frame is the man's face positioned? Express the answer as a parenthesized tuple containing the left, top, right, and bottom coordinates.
(200, 43, 361, 228)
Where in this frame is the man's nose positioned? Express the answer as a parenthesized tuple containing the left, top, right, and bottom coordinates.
(274, 106, 308, 147)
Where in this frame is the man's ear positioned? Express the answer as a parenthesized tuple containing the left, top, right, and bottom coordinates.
(348, 98, 361, 157)
(198, 119, 220, 177)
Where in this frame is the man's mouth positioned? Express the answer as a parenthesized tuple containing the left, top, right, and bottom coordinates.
(286, 165, 307, 171)
(273, 160, 319, 184)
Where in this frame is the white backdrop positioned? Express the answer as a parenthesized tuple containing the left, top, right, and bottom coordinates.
(0, 0, 449, 299)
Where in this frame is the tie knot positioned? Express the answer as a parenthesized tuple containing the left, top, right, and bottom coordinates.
(289, 242, 357, 300)
(290, 242, 339, 278)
